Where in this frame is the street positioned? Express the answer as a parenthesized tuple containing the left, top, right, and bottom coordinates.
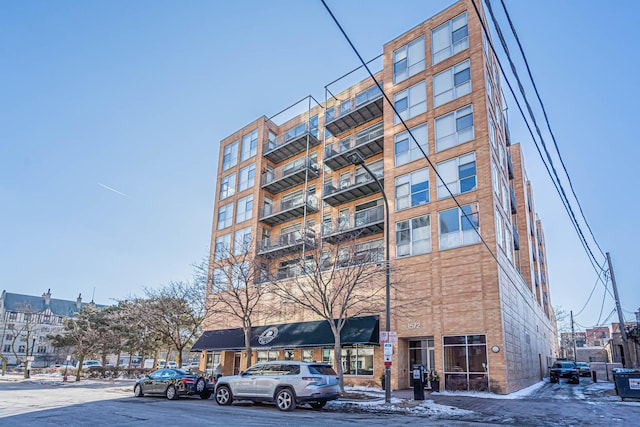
(0, 376, 639, 426)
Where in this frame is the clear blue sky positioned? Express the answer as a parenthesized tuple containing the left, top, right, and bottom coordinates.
(1, 1, 638, 330)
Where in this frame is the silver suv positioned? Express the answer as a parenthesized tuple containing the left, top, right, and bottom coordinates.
(214, 361, 339, 411)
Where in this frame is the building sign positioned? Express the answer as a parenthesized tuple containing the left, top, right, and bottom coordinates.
(258, 326, 279, 345)
(630, 378, 640, 390)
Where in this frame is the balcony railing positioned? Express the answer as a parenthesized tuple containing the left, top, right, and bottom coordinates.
(263, 122, 320, 164)
(257, 228, 316, 259)
(261, 157, 319, 194)
(259, 195, 319, 226)
(322, 205, 384, 244)
(325, 85, 384, 136)
(512, 224, 520, 250)
(509, 186, 517, 214)
(324, 122, 384, 171)
(507, 151, 514, 180)
(323, 169, 384, 207)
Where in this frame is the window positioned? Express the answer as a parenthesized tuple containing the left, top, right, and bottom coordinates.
(222, 141, 238, 171)
(443, 334, 488, 391)
(394, 123, 428, 166)
(488, 113, 496, 150)
(234, 227, 251, 255)
(438, 203, 480, 250)
(396, 214, 431, 257)
(495, 208, 504, 249)
(236, 194, 253, 223)
(238, 164, 255, 192)
(2, 345, 9, 352)
(433, 59, 471, 107)
(354, 239, 384, 264)
(322, 348, 335, 365)
(393, 36, 425, 83)
(303, 349, 314, 362)
(8, 312, 16, 320)
(342, 346, 374, 376)
(436, 152, 476, 199)
(241, 129, 258, 161)
(257, 350, 279, 363)
(212, 267, 229, 290)
(4, 334, 13, 341)
(219, 173, 236, 200)
(214, 234, 231, 260)
(37, 346, 46, 354)
(395, 168, 429, 210)
(217, 203, 233, 230)
(231, 262, 249, 289)
(432, 12, 469, 65)
(18, 345, 25, 353)
(435, 105, 474, 152)
(394, 80, 427, 124)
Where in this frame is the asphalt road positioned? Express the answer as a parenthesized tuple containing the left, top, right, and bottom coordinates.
(0, 377, 639, 426)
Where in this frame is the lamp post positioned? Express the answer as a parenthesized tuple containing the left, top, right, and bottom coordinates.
(348, 152, 391, 404)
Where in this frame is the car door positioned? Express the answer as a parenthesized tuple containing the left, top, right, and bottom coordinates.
(232, 365, 260, 397)
(254, 364, 283, 398)
(145, 370, 163, 394)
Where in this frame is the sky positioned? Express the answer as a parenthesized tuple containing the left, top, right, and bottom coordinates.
(1, 0, 638, 331)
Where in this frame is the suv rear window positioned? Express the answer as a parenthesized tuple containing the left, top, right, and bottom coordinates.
(309, 365, 337, 375)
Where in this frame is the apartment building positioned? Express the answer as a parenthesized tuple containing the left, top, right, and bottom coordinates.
(194, 0, 556, 393)
(0, 290, 89, 367)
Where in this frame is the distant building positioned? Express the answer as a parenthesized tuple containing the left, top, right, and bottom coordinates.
(585, 326, 610, 347)
(0, 290, 94, 367)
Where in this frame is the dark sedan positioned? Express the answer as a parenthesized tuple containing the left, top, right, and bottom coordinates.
(133, 368, 211, 400)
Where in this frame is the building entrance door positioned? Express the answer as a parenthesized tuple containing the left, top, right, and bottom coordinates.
(408, 339, 435, 387)
(233, 352, 241, 375)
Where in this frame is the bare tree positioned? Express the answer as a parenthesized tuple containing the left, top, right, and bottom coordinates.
(201, 238, 277, 368)
(8, 305, 41, 379)
(268, 239, 385, 392)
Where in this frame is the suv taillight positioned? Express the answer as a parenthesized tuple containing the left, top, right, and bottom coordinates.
(302, 376, 322, 382)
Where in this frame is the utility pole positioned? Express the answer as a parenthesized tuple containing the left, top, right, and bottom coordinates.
(607, 252, 631, 368)
(571, 310, 577, 361)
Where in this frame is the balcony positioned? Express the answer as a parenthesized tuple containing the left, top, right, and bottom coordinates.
(325, 85, 384, 136)
(263, 123, 320, 164)
(324, 122, 384, 171)
(259, 195, 318, 226)
(509, 186, 517, 214)
(322, 205, 384, 244)
(261, 157, 319, 194)
(507, 151, 514, 180)
(323, 169, 384, 207)
(513, 224, 520, 250)
(257, 228, 316, 259)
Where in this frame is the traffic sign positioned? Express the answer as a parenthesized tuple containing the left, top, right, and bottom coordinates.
(380, 331, 388, 342)
(388, 331, 397, 343)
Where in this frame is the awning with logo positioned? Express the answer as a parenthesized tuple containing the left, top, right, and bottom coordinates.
(190, 315, 379, 352)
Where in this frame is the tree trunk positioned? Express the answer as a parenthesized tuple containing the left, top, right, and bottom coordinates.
(333, 332, 344, 393)
(244, 327, 252, 369)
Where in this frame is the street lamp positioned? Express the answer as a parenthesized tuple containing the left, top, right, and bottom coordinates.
(347, 151, 391, 404)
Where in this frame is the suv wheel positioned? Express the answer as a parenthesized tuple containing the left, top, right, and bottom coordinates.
(215, 385, 233, 406)
(275, 388, 296, 412)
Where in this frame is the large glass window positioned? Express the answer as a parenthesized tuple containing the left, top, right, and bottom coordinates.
(432, 12, 469, 65)
(236, 194, 253, 223)
(214, 234, 231, 260)
(435, 105, 474, 152)
(433, 59, 471, 107)
(495, 207, 504, 249)
(241, 129, 258, 162)
(443, 334, 488, 391)
(395, 168, 429, 210)
(396, 214, 431, 257)
(394, 81, 427, 124)
(436, 152, 476, 199)
(219, 173, 236, 200)
(217, 203, 233, 230)
(234, 227, 251, 256)
(438, 203, 480, 250)
(238, 164, 255, 192)
(394, 123, 428, 166)
(342, 346, 374, 376)
(212, 267, 229, 290)
(222, 141, 238, 171)
(393, 36, 425, 83)
(231, 261, 249, 289)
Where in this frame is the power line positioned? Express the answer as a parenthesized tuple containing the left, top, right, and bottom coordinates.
(470, 0, 605, 275)
(496, 0, 605, 259)
(573, 261, 609, 317)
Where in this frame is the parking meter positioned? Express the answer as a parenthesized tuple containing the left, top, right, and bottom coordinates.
(413, 364, 425, 400)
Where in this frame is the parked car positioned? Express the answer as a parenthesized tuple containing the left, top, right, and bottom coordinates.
(214, 361, 340, 411)
(133, 368, 212, 400)
(79, 360, 102, 369)
(550, 361, 579, 384)
(575, 362, 591, 377)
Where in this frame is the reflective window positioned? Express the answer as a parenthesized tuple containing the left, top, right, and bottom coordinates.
(394, 36, 425, 83)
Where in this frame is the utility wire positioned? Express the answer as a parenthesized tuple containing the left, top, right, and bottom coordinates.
(573, 261, 609, 317)
(471, 0, 605, 274)
(497, 0, 605, 258)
